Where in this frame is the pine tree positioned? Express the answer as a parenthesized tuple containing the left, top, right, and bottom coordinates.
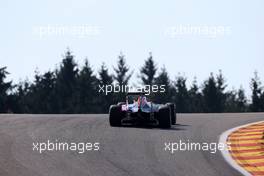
(113, 53, 133, 85)
(188, 77, 203, 112)
(98, 63, 113, 85)
(250, 72, 262, 112)
(225, 90, 238, 112)
(55, 49, 78, 113)
(76, 59, 98, 113)
(216, 70, 227, 112)
(202, 73, 218, 112)
(37, 71, 56, 113)
(225, 87, 247, 112)
(260, 92, 264, 111)
(140, 53, 157, 85)
(237, 87, 247, 112)
(154, 66, 172, 103)
(113, 53, 133, 102)
(14, 80, 31, 113)
(20, 70, 57, 113)
(0, 67, 12, 112)
(97, 63, 114, 113)
(202, 71, 227, 113)
(173, 75, 189, 113)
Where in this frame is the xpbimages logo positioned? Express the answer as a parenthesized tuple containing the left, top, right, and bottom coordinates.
(98, 84, 166, 95)
(32, 140, 100, 154)
(164, 140, 231, 154)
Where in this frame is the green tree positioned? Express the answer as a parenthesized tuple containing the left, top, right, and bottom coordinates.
(225, 87, 248, 112)
(76, 59, 98, 113)
(250, 72, 263, 112)
(188, 77, 203, 112)
(97, 63, 114, 113)
(173, 75, 189, 113)
(33, 71, 56, 113)
(225, 90, 238, 112)
(13, 81, 31, 113)
(113, 53, 133, 102)
(237, 87, 247, 112)
(202, 73, 218, 112)
(260, 93, 264, 111)
(113, 53, 133, 85)
(16, 70, 57, 113)
(202, 71, 227, 113)
(98, 63, 113, 85)
(55, 49, 78, 113)
(216, 70, 227, 112)
(0, 67, 12, 112)
(140, 53, 157, 85)
(154, 66, 172, 103)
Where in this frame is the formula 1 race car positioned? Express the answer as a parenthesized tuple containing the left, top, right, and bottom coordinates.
(109, 92, 176, 128)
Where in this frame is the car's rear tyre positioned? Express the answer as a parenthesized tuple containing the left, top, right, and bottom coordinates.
(109, 105, 123, 127)
(166, 103, 176, 125)
(158, 105, 171, 128)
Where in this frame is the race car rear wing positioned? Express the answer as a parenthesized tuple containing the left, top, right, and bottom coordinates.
(126, 92, 146, 95)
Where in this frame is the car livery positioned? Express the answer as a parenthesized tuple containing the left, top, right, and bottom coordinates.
(109, 92, 176, 128)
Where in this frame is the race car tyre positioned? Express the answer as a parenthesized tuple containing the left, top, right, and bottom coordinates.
(158, 105, 171, 128)
(166, 103, 176, 125)
(109, 105, 123, 127)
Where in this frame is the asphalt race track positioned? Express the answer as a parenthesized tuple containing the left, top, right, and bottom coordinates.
(0, 113, 263, 176)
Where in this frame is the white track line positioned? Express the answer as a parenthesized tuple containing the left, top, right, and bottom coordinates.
(219, 120, 264, 176)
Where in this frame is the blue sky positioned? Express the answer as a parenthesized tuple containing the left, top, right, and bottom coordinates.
(1, 0, 264, 97)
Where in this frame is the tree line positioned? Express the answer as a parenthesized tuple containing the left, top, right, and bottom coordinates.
(0, 49, 263, 114)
